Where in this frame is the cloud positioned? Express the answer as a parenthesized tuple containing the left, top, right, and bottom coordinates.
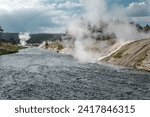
(57, 1, 81, 9)
(131, 16, 150, 25)
(132, 16, 150, 22)
(40, 27, 67, 33)
(123, 1, 150, 24)
(109, 0, 150, 24)
(0, 0, 149, 33)
(126, 2, 150, 17)
(0, 0, 81, 33)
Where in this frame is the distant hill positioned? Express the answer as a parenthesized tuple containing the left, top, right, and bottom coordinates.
(28, 33, 65, 44)
(1, 33, 20, 43)
(0, 33, 65, 44)
(102, 38, 150, 72)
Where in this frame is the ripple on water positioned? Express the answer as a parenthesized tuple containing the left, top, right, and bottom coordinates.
(0, 48, 150, 100)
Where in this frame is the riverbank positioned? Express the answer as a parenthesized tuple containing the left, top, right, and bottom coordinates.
(40, 41, 64, 52)
(0, 42, 25, 55)
(101, 38, 150, 72)
(40, 38, 150, 72)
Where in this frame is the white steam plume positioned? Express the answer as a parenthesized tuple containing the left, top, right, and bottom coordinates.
(65, 0, 150, 62)
(80, 0, 107, 25)
(19, 32, 31, 46)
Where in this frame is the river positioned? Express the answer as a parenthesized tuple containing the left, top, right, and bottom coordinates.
(0, 48, 150, 100)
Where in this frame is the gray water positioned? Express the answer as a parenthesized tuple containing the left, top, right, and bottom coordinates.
(0, 48, 150, 100)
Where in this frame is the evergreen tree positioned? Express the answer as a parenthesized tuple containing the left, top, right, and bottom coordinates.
(0, 25, 4, 36)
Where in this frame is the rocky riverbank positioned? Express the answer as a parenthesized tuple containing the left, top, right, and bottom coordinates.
(40, 38, 150, 72)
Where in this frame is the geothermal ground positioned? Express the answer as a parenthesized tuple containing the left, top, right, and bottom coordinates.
(0, 48, 150, 100)
(102, 38, 150, 72)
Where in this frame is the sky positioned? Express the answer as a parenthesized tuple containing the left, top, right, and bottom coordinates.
(0, 0, 150, 33)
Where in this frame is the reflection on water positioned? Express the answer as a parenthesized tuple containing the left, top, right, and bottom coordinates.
(0, 48, 150, 100)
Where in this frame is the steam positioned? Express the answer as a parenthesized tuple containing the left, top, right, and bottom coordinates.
(80, 0, 107, 25)
(19, 32, 31, 46)
(64, 0, 150, 62)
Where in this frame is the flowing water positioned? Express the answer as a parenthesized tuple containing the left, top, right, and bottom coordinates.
(0, 48, 150, 100)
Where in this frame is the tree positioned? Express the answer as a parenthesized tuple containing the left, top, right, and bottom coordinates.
(0, 25, 4, 37)
(144, 24, 150, 32)
(136, 23, 143, 31)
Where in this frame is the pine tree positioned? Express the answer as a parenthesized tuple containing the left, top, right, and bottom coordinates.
(0, 25, 4, 36)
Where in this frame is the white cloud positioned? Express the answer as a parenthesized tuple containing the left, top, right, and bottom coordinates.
(109, 1, 150, 24)
(57, 1, 81, 9)
(0, 0, 150, 33)
(39, 27, 67, 33)
(126, 2, 150, 17)
(0, 0, 81, 33)
(132, 16, 150, 23)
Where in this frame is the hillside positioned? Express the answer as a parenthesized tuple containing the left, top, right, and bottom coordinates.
(27, 33, 65, 44)
(101, 38, 150, 72)
(1, 33, 20, 44)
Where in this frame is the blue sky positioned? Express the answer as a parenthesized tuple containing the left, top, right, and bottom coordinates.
(108, 0, 143, 6)
(0, 0, 150, 33)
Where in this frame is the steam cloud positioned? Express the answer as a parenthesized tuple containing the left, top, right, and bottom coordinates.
(19, 32, 31, 46)
(64, 0, 150, 62)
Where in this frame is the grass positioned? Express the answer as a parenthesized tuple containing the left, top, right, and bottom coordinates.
(0, 42, 25, 55)
(113, 51, 124, 58)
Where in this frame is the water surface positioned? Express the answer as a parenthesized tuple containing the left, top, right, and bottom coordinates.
(0, 48, 150, 100)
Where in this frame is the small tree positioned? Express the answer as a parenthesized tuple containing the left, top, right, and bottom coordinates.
(136, 23, 143, 31)
(0, 26, 3, 36)
(144, 24, 150, 32)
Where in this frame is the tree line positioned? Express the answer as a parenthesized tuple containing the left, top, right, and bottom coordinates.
(130, 22, 150, 32)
